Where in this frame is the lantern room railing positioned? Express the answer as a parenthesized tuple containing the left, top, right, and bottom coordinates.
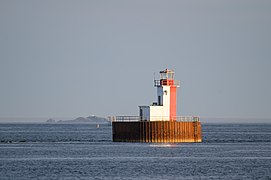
(154, 80, 180, 87)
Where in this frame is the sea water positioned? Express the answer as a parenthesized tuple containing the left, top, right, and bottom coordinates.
(0, 123, 270, 179)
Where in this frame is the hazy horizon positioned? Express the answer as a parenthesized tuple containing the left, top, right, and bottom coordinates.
(0, 116, 270, 124)
(1, 1, 271, 123)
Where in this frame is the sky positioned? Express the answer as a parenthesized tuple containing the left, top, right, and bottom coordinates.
(0, 0, 271, 122)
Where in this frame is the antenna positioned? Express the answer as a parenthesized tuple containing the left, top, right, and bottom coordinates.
(153, 72, 156, 87)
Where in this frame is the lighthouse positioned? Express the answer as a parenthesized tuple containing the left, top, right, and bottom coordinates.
(139, 69, 179, 121)
(111, 69, 202, 143)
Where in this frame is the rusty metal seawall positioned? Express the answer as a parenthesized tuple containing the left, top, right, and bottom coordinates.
(112, 121, 202, 143)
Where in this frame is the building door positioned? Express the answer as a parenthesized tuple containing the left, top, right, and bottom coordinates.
(158, 96, 161, 105)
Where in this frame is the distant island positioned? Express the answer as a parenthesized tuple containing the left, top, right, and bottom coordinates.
(46, 115, 109, 124)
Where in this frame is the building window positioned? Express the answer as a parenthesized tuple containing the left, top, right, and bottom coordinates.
(158, 96, 161, 105)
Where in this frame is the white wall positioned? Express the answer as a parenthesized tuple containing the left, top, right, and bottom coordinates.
(139, 85, 171, 121)
(152, 86, 170, 120)
(149, 106, 170, 121)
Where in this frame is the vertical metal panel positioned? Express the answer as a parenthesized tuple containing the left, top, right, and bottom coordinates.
(151, 121, 155, 142)
(143, 121, 146, 142)
(149, 121, 150, 142)
(166, 121, 169, 142)
(157, 122, 161, 143)
(141, 122, 143, 142)
(177, 122, 180, 142)
(174, 122, 177, 142)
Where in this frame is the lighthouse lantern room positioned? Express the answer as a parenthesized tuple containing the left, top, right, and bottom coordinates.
(139, 69, 180, 121)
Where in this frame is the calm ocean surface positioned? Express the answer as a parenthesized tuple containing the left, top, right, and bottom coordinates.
(0, 123, 270, 180)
